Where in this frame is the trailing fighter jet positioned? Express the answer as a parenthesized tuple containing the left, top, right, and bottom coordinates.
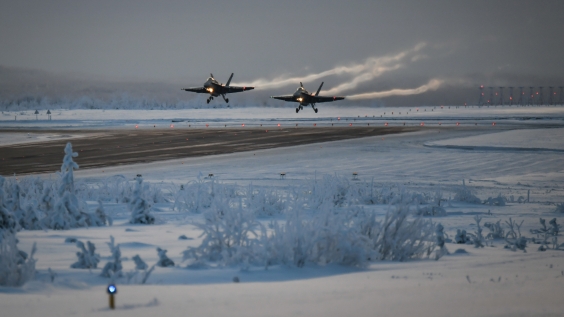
(270, 82, 344, 113)
(182, 73, 254, 104)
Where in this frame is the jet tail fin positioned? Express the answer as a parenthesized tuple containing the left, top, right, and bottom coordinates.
(210, 73, 214, 79)
(300, 82, 304, 88)
(226, 73, 234, 86)
(315, 82, 324, 96)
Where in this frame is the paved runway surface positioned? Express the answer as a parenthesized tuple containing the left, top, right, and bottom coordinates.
(0, 127, 417, 175)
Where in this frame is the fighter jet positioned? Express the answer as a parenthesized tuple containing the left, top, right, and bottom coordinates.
(270, 82, 344, 113)
(182, 73, 254, 104)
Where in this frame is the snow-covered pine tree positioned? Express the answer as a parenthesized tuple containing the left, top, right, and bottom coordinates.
(43, 142, 107, 229)
(0, 176, 17, 232)
(8, 182, 25, 229)
(129, 176, 155, 224)
(0, 230, 37, 286)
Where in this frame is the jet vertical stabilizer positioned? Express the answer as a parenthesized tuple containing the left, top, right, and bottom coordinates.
(226, 73, 234, 87)
(315, 82, 324, 96)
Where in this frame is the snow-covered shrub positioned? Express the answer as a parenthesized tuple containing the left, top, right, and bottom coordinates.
(129, 177, 155, 224)
(264, 204, 377, 268)
(307, 173, 353, 207)
(375, 200, 436, 261)
(244, 184, 286, 217)
(452, 185, 481, 204)
(100, 236, 122, 278)
(472, 215, 485, 248)
(156, 247, 175, 267)
(504, 218, 527, 252)
(434, 223, 449, 260)
(70, 240, 100, 269)
(454, 229, 471, 244)
(505, 236, 527, 252)
(93, 201, 111, 226)
(416, 204, 447, 217)
(183, 197, 260, 266)
(530, 218, 560, 237)
(484, 220, 505, 239)
(484, 194, 506, 206)
(173, 174, 218, 213)
(505, 217, 524, 239)
(132, 254, 148, 270)
(0, 231, 37, 286)
(126, 254, 155, 284)
(183, 187, 440, 268)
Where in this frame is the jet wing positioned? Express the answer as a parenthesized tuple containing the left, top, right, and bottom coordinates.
(311, 95, 345, 103)
(270, 95, 297, 102)
(224, 86, 254, 94)
(182, 87, 208, 93)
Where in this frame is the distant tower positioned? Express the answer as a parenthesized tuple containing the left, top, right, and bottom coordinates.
(560, 86, 564, 105)
(488, 87, 494, 105)
(528, 87, 534, 106)
(549, 87, 554, 105)
(509, 87, 514, 106)
(538, 87, 544, 105)
(478, 85, 484, 105)
(518, 87, 525, 106)
(499, 87, 504, 106)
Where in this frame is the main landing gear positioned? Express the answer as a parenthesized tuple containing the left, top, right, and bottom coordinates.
(311, 104, 318, 113)
(206, 96, 214, 104)
(221, 95, 229, 104)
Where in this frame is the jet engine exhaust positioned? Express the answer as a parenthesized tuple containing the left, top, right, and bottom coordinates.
(238, 43, 427, 91)
(346, 79, 443, 100)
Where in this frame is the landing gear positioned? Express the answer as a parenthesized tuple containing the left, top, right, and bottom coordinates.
(225, 98, 229, 103)
(296, 108, 299, 113)
(221, 94, 229, 104)
(314, 108, 318, 113)
(311, 104, 318, 113)
(206, 96, 214, 104)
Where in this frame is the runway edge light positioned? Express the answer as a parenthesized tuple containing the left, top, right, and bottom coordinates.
(107, 284, 117, 309)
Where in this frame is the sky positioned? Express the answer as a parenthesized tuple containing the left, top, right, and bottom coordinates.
(1, 0, 564, 106)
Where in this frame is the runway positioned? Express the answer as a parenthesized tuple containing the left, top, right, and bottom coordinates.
(0, 127, 418, 175)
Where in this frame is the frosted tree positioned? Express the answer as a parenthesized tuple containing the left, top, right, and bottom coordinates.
(8, 183, 25, 229)
(129, 176, 155, 224)
(132, 254, 148, 270)
(156, 247, 175, 267)
(126, 254, 155, 284)
(39, 186, 55, 213)
(42, 142, 108, 229)
(100, 236, 123, 278)
(70, 240, 100, 269)
(59, 142, 79, 195)
(0, 176, 17, 232)
(434, 223, 449, 260)
(453, 183, 481, 204)
(0, 231, 37, 286)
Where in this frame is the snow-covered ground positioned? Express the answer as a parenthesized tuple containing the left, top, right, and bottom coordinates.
(2, 105, 564, 317)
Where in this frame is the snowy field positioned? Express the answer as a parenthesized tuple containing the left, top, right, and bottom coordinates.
(2, 105, 564, 317)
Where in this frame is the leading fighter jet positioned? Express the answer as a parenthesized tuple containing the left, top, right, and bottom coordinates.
(270, 82, 344, 113)
(182, 73, 254, 104)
